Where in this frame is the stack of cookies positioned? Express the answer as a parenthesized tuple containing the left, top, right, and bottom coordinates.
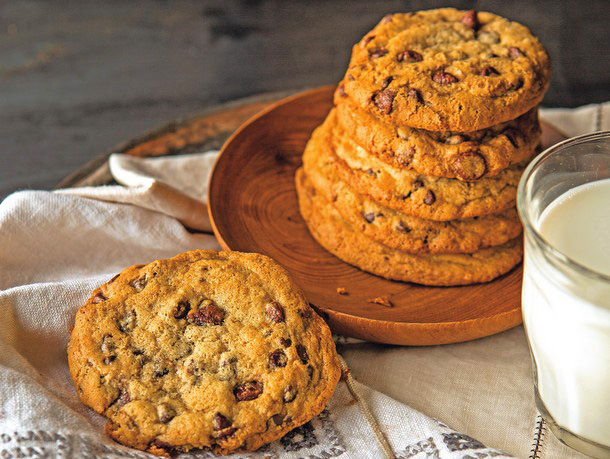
(296, 8, 550, 286)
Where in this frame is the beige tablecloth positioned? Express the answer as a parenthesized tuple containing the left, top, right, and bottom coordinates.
(1, 102, 608, 458)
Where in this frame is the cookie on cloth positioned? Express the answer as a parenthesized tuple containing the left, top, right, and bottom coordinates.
(334, 99, 540, 181)
(67, 250, 340, 456)
(338, 8, 550, 131)
(305, 150, 522, 254)
(296, 168, 522, 286)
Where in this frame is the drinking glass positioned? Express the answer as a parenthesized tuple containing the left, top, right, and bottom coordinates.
(517, 131, 610, 458)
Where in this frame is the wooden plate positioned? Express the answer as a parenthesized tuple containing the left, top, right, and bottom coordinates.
(215, 86, 565, 346)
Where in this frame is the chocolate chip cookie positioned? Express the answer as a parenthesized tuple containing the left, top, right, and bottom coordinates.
(68, 250, 340, 456)
(339, 8, 550, 131)
(305, 111, 525, 221)
(304, 150, 522, 254)
(296, 168, 522, 286)
(335, 99, 540, 180)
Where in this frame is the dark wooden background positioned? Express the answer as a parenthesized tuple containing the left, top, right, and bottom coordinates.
(1, 0, 608, 200)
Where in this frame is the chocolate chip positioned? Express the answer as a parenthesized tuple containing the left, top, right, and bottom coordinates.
(174, 301, 190, 319)
(381, 76, 394, 89)
(103, 355, 116, 365)
(366, 168, 376, 176)
(234, 381, 263, 401)
(480, 66, 499, 76)
(406, 88, 423, 103)
(445, 134, 467, 145)
(337, 83, 347, 98)
(397, 49, 422, 62)
(265, 301, 285, 323)
(371, 88, 397, 114)
(153, 367, 169, 378)
(512, 77, 524, 90)
(269, 349, 287, 368)
(283, 385, 297, 403)
(157, 403, 175, 423)
(307, 365, 314, 379)
(452, 151, 487, 181)
(461, 10, 479, 30)
(396, 222, 411, 233)
(280, 337, 292, 348)
(368, 47, 388, 58)
(424, 190, 436, 205)
(503, 128, 519, 147)
(363, 212, 375, 223)
(401, 192, 412, 200)
(296, 344, 309, 364)
(108, 273, 120, 284)
(414, 180, 424, 189)
(509, 47, 525, 59)
(92, 292, 107, 304)
(433, 71, 458, 84)
(188, 300, 224, 326)
(271, 414, 285, 425)
(115, 389, 130, 407)
(117, 309, 137, 333)
(299, 308, 313, 319)
(101, 334, 115, 354)
(213, 413, 232, 430)
(130, 276, 147, 292)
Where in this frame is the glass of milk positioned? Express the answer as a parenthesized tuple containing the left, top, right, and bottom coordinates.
(517, 131, 610, 458)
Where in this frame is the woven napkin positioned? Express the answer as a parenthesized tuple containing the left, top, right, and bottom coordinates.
(1, 103, 608, 459)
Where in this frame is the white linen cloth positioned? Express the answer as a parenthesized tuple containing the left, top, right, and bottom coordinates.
(1, 102, 608, 459)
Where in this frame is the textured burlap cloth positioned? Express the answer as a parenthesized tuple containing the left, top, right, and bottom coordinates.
(1, 103, 608, 458)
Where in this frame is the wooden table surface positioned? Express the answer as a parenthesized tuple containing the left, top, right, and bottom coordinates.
(0, 0, 609, 201)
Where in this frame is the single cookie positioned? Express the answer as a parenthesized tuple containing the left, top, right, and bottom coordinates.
(334, 99, 540, 180)
(68, 250, 340, 457)
(338, 8, 550, 131)
(304, 110, 526, 221)
(296, 169, 522, 286)
(305, 154, 522, 254)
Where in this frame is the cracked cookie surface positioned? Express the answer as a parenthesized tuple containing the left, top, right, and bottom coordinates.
(339, 8, 550, 131)
(296, 169, 522, 286)
(67, 250, 340, 457)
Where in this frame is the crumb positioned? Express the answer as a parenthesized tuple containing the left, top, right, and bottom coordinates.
(368, 296, 393, 307)
(336, 287, 348, 295)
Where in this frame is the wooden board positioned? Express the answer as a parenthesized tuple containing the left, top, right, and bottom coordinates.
(208, 86, 564, 346)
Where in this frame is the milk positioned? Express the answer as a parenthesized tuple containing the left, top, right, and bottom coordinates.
(522, 178, 610, 448)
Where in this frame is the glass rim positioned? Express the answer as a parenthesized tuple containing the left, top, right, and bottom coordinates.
(517, 130, 610, 283)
